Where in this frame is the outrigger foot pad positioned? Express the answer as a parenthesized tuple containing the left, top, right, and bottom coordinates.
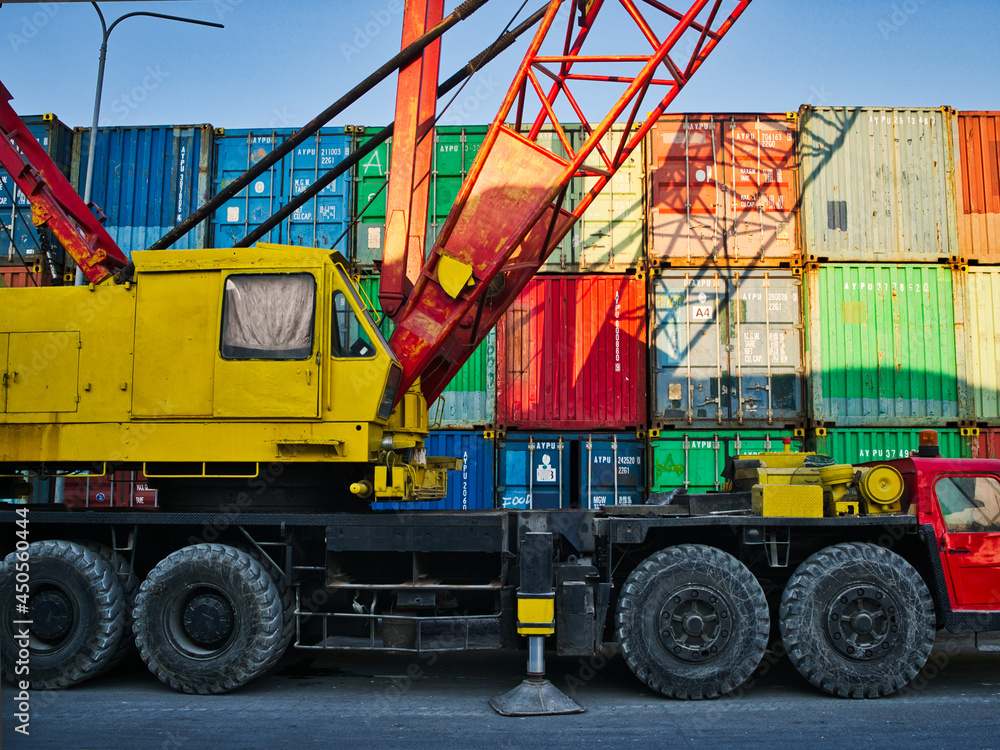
(489, 677, 585, 716)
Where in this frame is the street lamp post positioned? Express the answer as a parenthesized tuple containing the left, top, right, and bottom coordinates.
(76, 2, 223, 283)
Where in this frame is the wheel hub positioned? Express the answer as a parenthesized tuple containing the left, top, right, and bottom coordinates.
(658, 586, 731, 663)
(182, 592, 235, 649)
(825, 585, 899, 660)
(30, 589, 74, 643)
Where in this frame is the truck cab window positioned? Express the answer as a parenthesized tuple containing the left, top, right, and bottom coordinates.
(220, 273, 316, 360)
(331, 291, 375, 358)
(935, 476, 1000, 532)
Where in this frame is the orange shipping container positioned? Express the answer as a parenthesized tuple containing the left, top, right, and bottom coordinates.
(496, 275, 647, 431)
(647, 113, 799, 268)
(955, 112, 1000, 264)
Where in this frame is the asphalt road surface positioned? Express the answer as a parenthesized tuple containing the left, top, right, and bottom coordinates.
(2, 633, 999, 749)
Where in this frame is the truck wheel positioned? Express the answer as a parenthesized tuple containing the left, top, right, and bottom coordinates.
(74, 540, 140, 672)
(779, 542, 935, 698)
(133, 544, 283, 694)
(0, 540, 124, 689)
(238, 543, 295, 666)
(616, 544, 769, 699)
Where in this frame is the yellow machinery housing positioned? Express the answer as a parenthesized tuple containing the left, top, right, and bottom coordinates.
(0, 244, 454, 503)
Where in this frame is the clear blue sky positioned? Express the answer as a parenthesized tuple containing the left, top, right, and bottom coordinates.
(1, 0, 998, 130)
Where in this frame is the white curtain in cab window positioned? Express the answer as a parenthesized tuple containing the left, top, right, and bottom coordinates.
(222, 275, 314, 354)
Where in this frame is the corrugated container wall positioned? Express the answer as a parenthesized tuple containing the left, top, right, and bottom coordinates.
(357, 275, 495, 428)
(646, 114, 798, 267)
(353, 124, 642, 273)
(798, 107, 959, 263)
(961, 268, 1000, 423)
(808, 429, 971, 464)
(650, 430, 805, 494)
(72, 125, 214, 256)
(354, 126, 491, 267)
(0, 267, 52, 288)
(375, 432, 494, 511)
(954, 112, 1000, 263)
(496, 275, 647, 431)
(0, 114, 73, 266)
(571, 124, 646, 272)
(650, 269, 805, 430)
(497, 433, 645, 509)
(971, 429, 1000, 459)
(806, 264, 968, 426)
(210, 128, 352, 251)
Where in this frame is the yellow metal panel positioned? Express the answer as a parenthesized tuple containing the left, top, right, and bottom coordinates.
(213, 271, 320, 419)
(517, 596, 555, 635)
(0, 333, 7, 412)
(133, 271, 219, 417)
(6, 332, 80, 413)
(752, 484, 824, 518)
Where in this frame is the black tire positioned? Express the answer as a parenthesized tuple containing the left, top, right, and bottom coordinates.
(779, 542, 935, 698)
(0, 540, 124, 689)
(133, 544, 283, 694)
(74, 540, 140, 672)
(238, 543, 294, 665)
(616, 544, 769, 699)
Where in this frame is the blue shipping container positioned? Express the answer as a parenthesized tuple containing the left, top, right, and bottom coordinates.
(72, 125, 214, 256)
(498, 433, 645, 510)
(374, 431, 494, 511)
(0, 114, 73, 266)
(210, 128, 352, 251)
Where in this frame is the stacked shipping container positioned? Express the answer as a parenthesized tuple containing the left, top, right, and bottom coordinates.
(0, 114, 73, 280)
(955, 112, 1000, 459)
(493, 124, 648, 509)
(796, 107, 976, 463)
(71, 124, 214, 255)
(9, 104, 999, 503)
(644, 114, 805, 493)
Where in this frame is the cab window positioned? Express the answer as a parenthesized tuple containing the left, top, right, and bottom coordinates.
(935, 476, 1000, 532)
(331, 291, 375, 358)
(220, 273, 316, 360)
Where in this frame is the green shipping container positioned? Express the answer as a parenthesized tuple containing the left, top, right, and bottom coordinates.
(650, 431, 804, 494)
(808, 429, 971, 464)
(353, 124, 644, 272)
(806, 264, 968, 426)
(353, 126, 488, 267)
(962, 268, 1000, 424)
(356, 275, 495, 428)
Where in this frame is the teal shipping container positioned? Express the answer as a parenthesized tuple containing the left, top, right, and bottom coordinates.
(649, 430, 804, 494)
(497, 433, 645, 510)
(210, 127, 352, 251)
(0, 114, 73, 267)
(356, 274, 495, 428)
(650, 269, 805, 430)
(808, 429, 971, 464)
(798, 106, 959, 263)
(72, 125, 214, 256)
(805, 264, 968, 426)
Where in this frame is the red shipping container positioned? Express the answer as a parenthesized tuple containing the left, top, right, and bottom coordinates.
(971, 429, 1000, 460)
(0, 266, 51, 288)
(497, 275, 647, 430)
(955, 112, 1000, 264)
(647, 113, 799, 268)
(63, 471, 158, 509)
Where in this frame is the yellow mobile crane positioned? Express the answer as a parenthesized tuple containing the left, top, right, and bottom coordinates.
(4, 0, 995, 715)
